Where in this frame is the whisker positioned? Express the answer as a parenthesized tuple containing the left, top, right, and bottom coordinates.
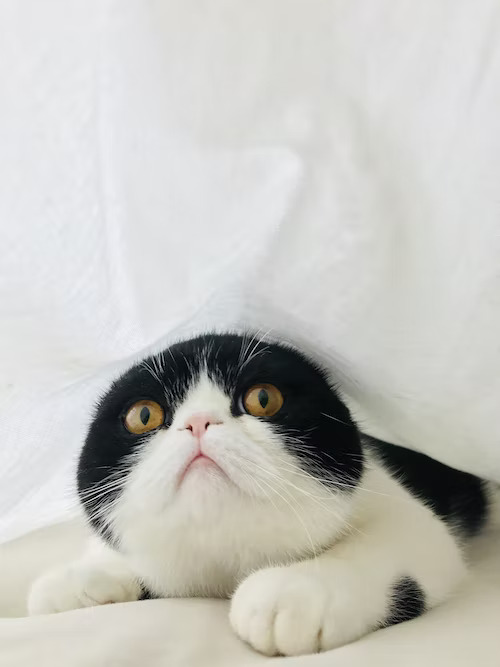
(238, 454, 351, 529)
(141, 360, 163, 386)
(250, 472, 319, 561)
(320, 412, 351, 428)
(239, 466, 281, 514)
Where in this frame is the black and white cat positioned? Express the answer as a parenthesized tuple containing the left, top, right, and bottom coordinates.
(28, 333, 491, 656)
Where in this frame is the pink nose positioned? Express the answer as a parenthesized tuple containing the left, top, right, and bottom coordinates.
(184, 413, 221, 439)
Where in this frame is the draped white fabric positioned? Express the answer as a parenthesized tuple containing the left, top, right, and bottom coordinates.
(1, 0, 500, 549)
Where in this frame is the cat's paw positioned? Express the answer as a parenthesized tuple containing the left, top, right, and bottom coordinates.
(28, 562, 142, 615)
(230, 567, 337, 656)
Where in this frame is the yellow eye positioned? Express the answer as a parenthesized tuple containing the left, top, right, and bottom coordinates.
(124, 400, 164, 434)
(243, 384, 284, 417)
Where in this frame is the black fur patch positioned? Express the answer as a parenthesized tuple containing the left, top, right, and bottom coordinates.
(383, 576, 426, 627)
(78, 334, 364, 538)
(367, 436, 488, 538)
(139, 587, 156, 601)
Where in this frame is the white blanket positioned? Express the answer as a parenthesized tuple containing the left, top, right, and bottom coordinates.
(1, 1, 500, 664)
(1, 520, 500, 666)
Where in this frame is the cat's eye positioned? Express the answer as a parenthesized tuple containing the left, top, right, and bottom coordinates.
(243, 384, 284, 417)
(124, 400, 165, 434)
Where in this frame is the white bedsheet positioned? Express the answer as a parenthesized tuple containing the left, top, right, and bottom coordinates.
(1, 520, 500, 666)
(1, 1, 500, 664)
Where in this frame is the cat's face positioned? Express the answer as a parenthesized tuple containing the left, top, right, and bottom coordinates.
(78, 334, 363, 586)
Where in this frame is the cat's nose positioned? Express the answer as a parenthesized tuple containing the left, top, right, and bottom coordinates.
(183, 413, 222, 439)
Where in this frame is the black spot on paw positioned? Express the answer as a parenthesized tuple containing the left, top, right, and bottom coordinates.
(383, 576, 426, 627)
(139, 586, 158, 601)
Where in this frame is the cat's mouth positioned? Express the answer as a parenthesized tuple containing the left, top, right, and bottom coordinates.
(177, 451, 227, 487)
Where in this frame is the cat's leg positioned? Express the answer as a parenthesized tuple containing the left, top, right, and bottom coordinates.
(28, 536, 141, 615)
(230, 476, 466, 656)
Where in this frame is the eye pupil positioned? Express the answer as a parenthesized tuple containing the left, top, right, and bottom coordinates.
(258, 389, 269, 408)
(140, 407, 150, 425)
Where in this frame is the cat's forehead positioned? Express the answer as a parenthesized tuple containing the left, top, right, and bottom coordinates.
(173, 373, 231, 423)
(142, 333, 274, 396)
(149, 334, 326, 392)
(103, 334, 330, 417)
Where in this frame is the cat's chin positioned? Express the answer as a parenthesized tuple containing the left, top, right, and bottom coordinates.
(176, 457, 236, 502)
(178, 453, 227, 486)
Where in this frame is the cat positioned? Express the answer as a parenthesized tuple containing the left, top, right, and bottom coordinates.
(28, 333, 491, 656)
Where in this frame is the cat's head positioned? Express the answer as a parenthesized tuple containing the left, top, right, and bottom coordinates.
(78, 334, 363, 568)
